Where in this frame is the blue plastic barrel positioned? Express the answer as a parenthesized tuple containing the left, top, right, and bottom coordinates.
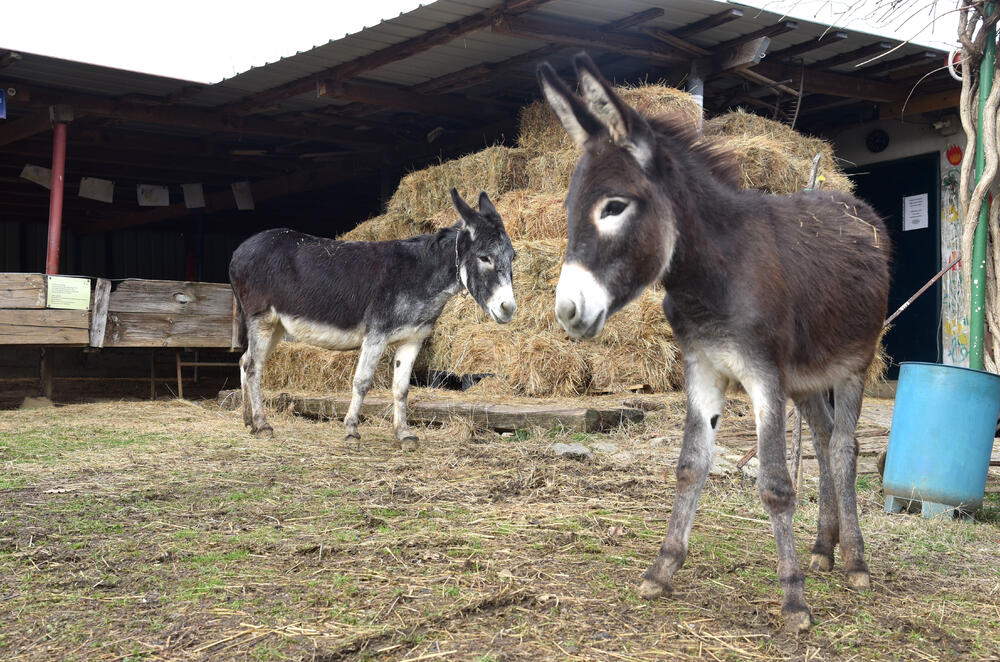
(883, 361, 1000, 517)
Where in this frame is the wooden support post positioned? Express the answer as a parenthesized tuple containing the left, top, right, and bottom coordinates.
(40, 347, 54, 399)
(176, 351, 184, 400)
(150, 350, 156, 401)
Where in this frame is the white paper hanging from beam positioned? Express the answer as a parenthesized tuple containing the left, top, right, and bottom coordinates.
(182, 183, 206, 209)
(137, 184, 170, 207)
(231, 181, 254, 210)
(20, 164, 52, 189)
(79, 177, 114, 203)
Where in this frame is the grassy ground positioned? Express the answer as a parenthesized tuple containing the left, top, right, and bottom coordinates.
(1, 393, 999, 661)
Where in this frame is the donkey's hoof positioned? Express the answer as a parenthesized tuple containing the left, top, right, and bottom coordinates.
(398, 436, 419, 452)
(251, 425, 274, 439)
(809, 553, 834, 572)
(846, 570, 871, 592)
(782, 605, 812, 633)
(637, 578, 671, 600)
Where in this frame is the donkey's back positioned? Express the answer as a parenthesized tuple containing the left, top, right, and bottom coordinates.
(697, 187, 891, 395)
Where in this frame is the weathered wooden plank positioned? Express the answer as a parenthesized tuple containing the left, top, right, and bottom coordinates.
(231, 295, 243, 352)
(0, 273, 46, 309)
(0, 309, 90, 344)
(108, 280, 234, 316)
(89, 278, 111, 348)
(217, 390, 644, 433)
(103, 312, 233, 348)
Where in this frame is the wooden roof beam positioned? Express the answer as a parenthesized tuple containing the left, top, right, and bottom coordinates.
(222, 0, 555, 115)
(0, 110, 57, 147)
(767, 32, 849, 60)
(491, 14, 689, 63)
(879, 89, 960, 118)
(1, 80, 400, 146)
(334, 8, 667, 119)
(751, 60, 905, 102)
(672, 8, 744, 38)
(715, 21, 798, 52)
(811, 41, 894, 71)
(317, 79, 498, 120)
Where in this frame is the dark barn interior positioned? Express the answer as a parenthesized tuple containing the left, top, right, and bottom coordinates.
(0, 0, 959, 399)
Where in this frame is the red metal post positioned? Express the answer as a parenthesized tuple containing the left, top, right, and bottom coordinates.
(45, 122, 67, 274)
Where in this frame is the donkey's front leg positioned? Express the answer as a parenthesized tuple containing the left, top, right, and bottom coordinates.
(753, 379, 811, 632)
(639, 356, 726, 599)
(343, 335, 387, 443)
(390, 339, 423, 451)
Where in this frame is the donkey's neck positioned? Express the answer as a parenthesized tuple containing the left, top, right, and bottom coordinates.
(420, 226, 464, 298)
(659, 169, 751, 305)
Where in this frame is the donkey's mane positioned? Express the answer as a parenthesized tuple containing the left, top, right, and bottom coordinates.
(645, 112, 743, 190)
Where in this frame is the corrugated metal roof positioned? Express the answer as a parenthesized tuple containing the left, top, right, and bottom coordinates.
(3, 0, 947, 116)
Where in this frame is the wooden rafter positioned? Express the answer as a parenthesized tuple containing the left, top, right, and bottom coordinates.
(1, 80, 400, 146)
(767, 32, 849, 60)
(222, 0, 555, 115)
(671, 8, 744, 38)
(714, 21, 798, 51)
(491, 14, 688, 63)
(317, 79, 499, 119)
(0, 111, 57, 147)
(335, 8, 667, 119)
(751, 61, 905, 102)
(857, 50, 938, 75)
(811, 41, 893, 71)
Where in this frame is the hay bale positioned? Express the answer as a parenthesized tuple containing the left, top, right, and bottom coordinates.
(262, 342, 389, 393)
(424, 239, 683, 396)
(705, 110, 853, 194)
(517, 83, 702, 154)
(338, 210, 437, 242)
(525, 148, 577, 193)
(385, 145, 530, 220)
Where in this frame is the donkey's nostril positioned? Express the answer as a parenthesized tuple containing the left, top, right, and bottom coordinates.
(555, 298, 578, 323)
(500, 300, 516, 316)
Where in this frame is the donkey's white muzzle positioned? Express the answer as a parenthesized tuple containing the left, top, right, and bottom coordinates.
(555, 262, 610, 339)
(487, 283, 517, 324)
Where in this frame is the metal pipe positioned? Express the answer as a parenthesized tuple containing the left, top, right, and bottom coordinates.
(45, 122, 67, 274)
(970, 3, 995, 370)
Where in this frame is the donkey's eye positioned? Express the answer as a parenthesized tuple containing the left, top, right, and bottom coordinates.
(601, 199, 629, 218)
(478, 255, 493, 266)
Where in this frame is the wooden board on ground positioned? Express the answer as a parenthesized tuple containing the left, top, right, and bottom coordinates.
(0, 309, 90, 344)
(0, 273, 46, 309)
(217, 390, 644, 433)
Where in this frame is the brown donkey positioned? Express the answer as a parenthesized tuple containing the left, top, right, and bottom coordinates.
(538, 54, 890, 632)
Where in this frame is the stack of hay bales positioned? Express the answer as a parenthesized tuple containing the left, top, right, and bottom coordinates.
(263, 85, 870, 396)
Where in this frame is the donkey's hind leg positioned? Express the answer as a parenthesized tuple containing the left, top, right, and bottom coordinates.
(794, 391, 838, 572)
(639, 354, 726, 600)
(390, 338, 424, 451)
(242, 314, 284, 438)
(831, 374, 870, 591)
(753, 375, 811, 632)
(343, 335, 388, 443)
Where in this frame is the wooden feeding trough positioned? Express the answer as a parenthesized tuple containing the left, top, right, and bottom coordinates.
(1, 273, 242, 398)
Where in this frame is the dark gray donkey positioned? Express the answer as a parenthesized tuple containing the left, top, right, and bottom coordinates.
(538, 54, 890, 631)
(229, 189, 516, 450)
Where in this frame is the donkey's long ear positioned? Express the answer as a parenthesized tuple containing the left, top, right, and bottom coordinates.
(573, 52, 635, 146)
(450, 188, 474, 227)
(477, 191, 498, 218)
(537, 61, 601, 149)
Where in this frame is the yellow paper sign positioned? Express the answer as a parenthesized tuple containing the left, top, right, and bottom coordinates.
(47, 275, 91, 310)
